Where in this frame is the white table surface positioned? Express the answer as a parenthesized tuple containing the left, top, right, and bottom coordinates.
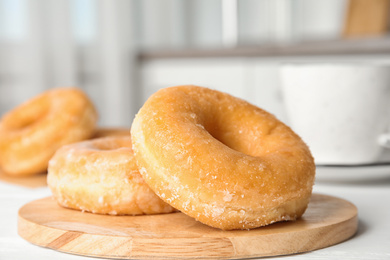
(1, 168, 390, 260)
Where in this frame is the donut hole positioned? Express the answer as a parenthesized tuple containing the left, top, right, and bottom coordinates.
(202, 111, 267, 158)
(13, 111, 45, 130)
(92, 137, 132, 151)
(183, 89, 268, 159)
(208, 127, 257, 157)
(3, 97, 49, 131)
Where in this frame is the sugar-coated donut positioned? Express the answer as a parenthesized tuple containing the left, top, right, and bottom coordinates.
(131, 85, 315, 230)
(0, 87, 97, 176)
(47, 136, 177, 215)
(92, 127, 130, 138)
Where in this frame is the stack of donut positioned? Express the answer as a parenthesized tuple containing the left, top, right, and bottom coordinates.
(1, 85, 316, 230)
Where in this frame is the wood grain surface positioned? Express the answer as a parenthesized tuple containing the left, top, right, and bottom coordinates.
(18, 193, 358, 259)
(0, 169, 47, 188)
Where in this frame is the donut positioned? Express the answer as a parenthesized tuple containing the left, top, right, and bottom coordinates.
(47, 136, 177, 215)
(131, 85, 316, 230)
(92, 127, 130, 138)
(0, 87, 98, 176)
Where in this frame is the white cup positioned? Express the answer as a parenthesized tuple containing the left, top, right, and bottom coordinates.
(280, 63, 390, 165)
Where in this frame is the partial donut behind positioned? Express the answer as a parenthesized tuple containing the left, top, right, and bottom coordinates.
(47, 136, 177, 215)
(131, 85, 316, 230)
(0, 87, 97, 176)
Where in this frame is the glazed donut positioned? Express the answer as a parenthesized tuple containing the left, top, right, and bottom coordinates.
(131, 85, 315, 230)
(47, 136, 176, 215)
(0, 87, 97, 176)
(92, 127, 130, 138)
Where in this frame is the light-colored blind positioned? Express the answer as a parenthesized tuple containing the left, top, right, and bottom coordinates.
(0, 0, 348, 125)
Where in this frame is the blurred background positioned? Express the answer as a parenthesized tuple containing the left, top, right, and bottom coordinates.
(1, 0, 390, 127)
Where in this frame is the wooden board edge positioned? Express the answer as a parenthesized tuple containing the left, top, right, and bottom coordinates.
(17, 197, 359, 260)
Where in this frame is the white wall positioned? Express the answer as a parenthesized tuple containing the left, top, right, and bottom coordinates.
(0, 0, 364, 127)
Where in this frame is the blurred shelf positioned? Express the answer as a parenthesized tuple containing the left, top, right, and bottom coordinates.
(138, 36, 390, 60)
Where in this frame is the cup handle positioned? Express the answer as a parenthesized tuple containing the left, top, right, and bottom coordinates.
(378, 133, 390, 148)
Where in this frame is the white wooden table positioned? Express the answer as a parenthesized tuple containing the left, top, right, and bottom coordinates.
(1, 168, 390, 260)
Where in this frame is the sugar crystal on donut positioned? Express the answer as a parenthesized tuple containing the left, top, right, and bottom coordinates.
(131, 85, 316, 230)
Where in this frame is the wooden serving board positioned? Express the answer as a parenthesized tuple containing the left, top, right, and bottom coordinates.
(18, 193, 358, 259)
